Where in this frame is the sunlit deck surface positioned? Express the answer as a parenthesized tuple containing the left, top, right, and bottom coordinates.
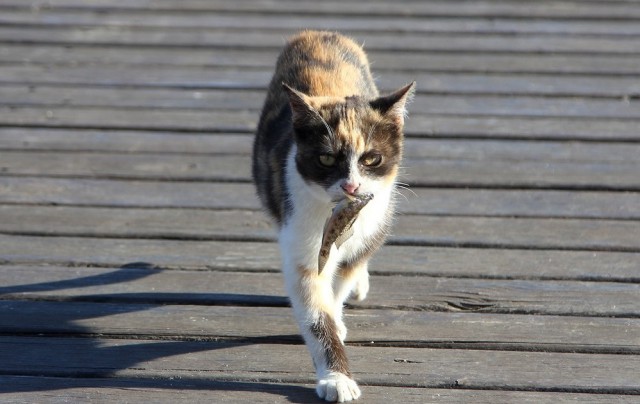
(0, 1, 639, 402)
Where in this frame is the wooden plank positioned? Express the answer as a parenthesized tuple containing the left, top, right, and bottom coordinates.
(0, 106, 257, 133)
(2, 151, 638, 190)
(2, 26, 640, 54)
(3, 65, 640, 98)
(4, 9, 640, 36)
(0, 236, 637, 281)
(0, 337, 638, 393)
(0, 128, 254, 154)
(4, 45, 640, 75)
(5, 300, 640, 346)
(407, 115, 640, 141)
(1, 205, 639, 252)
(2, 128, 639, 164)
(2, 107, 639, 141)
(2, 266, 639, 318)
(5, 84, 640, 119)
(6, 0, 640, 20)
(402, 157, 640, 190)
(2, 178, 638, 219)
(3, 376, 634, 404)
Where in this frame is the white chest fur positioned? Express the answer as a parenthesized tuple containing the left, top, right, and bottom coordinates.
(279, 146, 393, 274)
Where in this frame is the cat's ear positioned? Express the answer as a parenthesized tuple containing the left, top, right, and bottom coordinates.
(282, 83, 315, 124)
(370, 82, 416, 127)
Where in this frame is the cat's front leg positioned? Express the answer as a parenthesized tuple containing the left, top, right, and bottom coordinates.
(310, 311, 361, 402)
(285, 266, 361, 402)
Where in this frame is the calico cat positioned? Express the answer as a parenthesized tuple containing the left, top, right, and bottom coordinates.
(252, 30, 414, 402)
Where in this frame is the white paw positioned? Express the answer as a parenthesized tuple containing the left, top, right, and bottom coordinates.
(316, 372, 361, 402)
(351, 274, 369, 301)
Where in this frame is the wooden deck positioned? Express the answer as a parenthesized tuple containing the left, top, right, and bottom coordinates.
(1, 1, 639, 402)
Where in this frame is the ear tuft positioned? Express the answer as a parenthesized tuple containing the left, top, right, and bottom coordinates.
(370, 81, 416, 127)
(282, 83, 314, 123)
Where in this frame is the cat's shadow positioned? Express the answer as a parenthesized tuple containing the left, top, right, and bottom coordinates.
(0, 263, 319, 403)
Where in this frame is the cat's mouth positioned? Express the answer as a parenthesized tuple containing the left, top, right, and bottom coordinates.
(331, 191, 370, 203)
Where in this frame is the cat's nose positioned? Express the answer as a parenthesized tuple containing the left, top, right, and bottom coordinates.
(341, 181, 360, 196)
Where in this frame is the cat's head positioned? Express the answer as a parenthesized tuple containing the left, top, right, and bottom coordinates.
(283, 82, 415, 202)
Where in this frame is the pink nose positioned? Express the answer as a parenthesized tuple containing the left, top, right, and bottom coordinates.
(341, 181, 360, 196)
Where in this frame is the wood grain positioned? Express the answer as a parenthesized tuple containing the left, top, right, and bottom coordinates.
(1, 236, 638, 281)
(3, 65, 640, 97)
(5, 0, 640, 19)
(2, 150, 638, 190)
(2, 128, 639, 163)
(2, 177, 638, 218)
(0, 337, 638, 393)
(4, 45, 640, 75)
(3, 106, 640, 141)
(3, 376, 635, 404)
(1, 266, 639, 318)
(1, 205, 639, 251)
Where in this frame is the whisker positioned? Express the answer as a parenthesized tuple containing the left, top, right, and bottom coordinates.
(395, 182, 418, 198)
(393, 188, 410, 203)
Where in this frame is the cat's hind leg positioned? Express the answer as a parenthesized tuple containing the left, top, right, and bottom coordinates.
(351, 263, 370, 302)
(331, 260, 369, 344)
(336, 260, 370, 304)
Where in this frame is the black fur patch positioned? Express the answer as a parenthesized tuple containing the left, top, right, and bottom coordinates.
(252, 104, 294, 223)
(310, 312, 351, 376)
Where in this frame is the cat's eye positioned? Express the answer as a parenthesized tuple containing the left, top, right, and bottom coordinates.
(318, 154, 336, 167)
(360, 153, 383, 167)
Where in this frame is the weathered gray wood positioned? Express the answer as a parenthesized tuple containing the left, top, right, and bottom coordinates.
(4, 45, 640, 75)
(3, 106, 640, 141)
(4, 8, 640, 36)
(6, 0, 640, 19)
(3, 65, 640, 98)
(407, 115, 640, 141)
(1, 236, 637, 281)
(3, 151, 638, 190)
(1, 205, 639, 252)
(0, 337, 638, 393)
(2, 128, 639, 164)
(0, 299, 639, 352)
(2, 27, 640, 54)
(5, 84, 640, 119)
(2, 178, 638, 219)
(0, 128, 254, 154)
(2, 266, 639, 317)
(3, 376, 635, 404)
(0, 106, 256, 133)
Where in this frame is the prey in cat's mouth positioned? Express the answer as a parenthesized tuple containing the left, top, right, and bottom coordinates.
(318, 192, 374, 273)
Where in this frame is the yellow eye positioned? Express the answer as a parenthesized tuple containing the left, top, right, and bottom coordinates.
(318, 154, 336, 167)
(361, 153, 382, 167)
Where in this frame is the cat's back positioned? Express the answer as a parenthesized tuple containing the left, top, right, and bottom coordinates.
(259, 31, 378, 122)
(276, 30, 378, 98)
